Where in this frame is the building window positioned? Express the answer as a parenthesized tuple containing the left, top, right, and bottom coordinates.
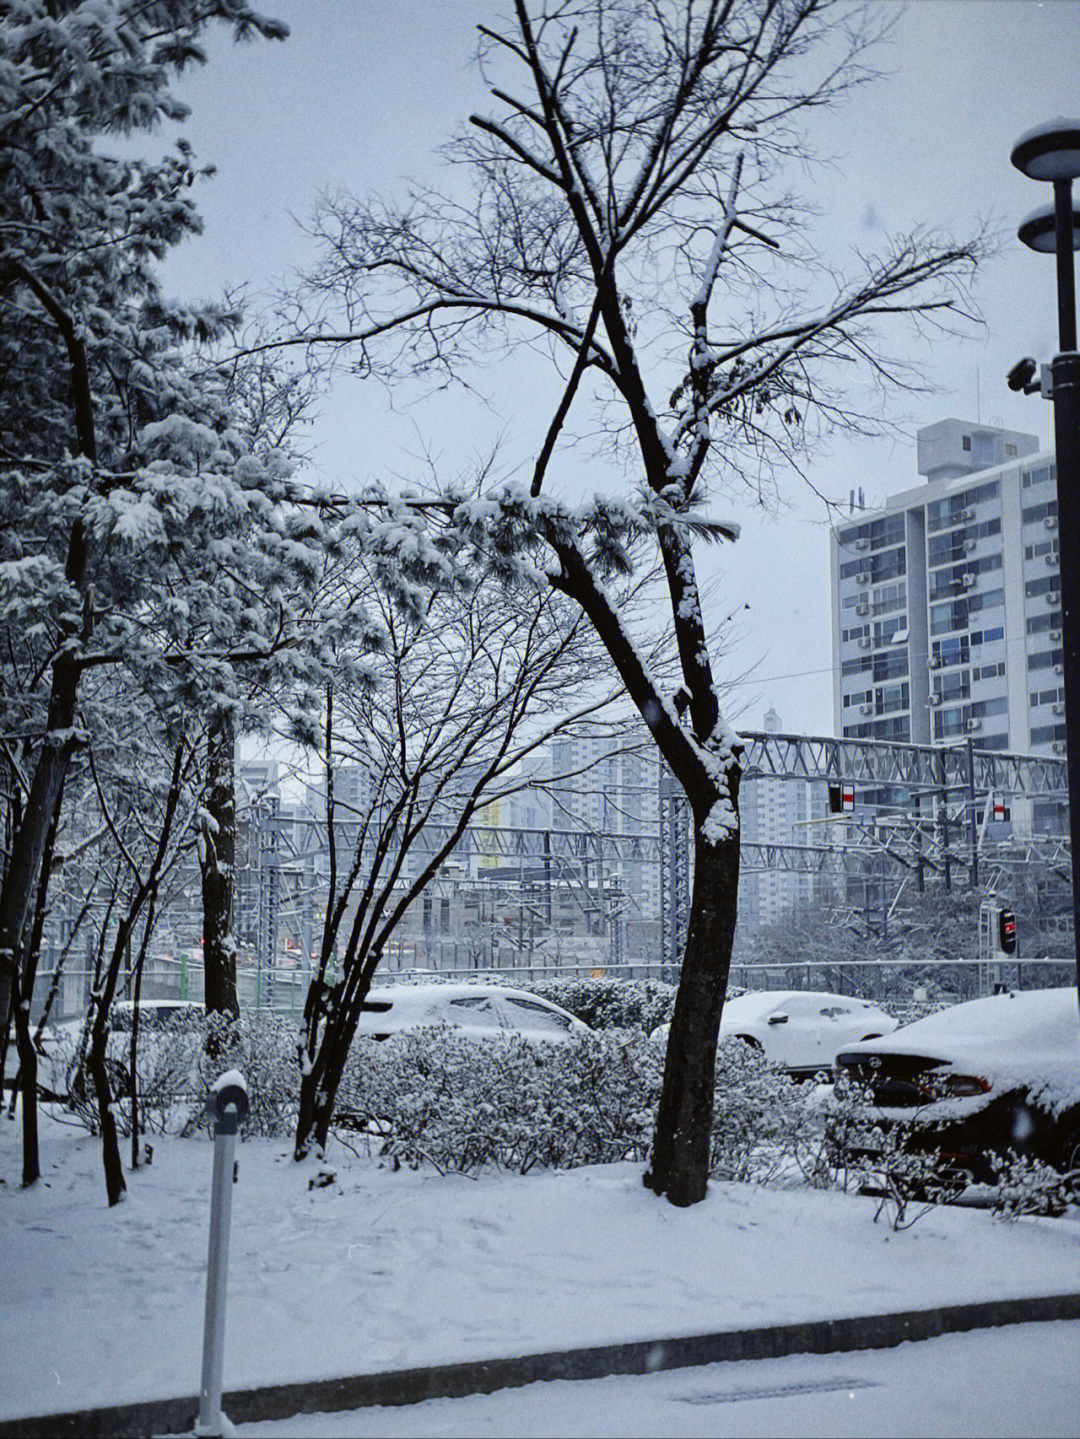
(874, 615, 906, 647)
(962, 435, 971, 451)
(935, 707, 965, 739)
(1022, 499, 1058, 525)
(873, 651, 908, 681)
(926, 482, 1000, 533)
(1031, 724, 1067, 746)
(970, 626, 1004, 646)
(1025, 574, 1061, 599)
(877, 682, 909, 715)
(934, 635, 970, 668)
(970, 696, 1008, 719)
(934, 670, 970, 704)
(931, 600, 968, 635)
(1022, 464, 1054, 489)
(1027, 611, 1062, 636)
(1030, 686, 1065, 708)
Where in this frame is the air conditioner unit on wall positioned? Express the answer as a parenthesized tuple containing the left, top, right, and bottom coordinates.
(966, 718, 981, 732)
(859, 703, 873, 715)
(855, 603, 869, 616)
(928, 694, 942, 707)
(1053, 740, 1067, 754)
(856, 572, 870, 584)
(929, 655, 942, 669)
(857, 637, 872, 650)
(961, 508, 976, 522)
(964, 539, 976, 553)
(1053, 702, 1065, 715)
(1047, 592, 1060, 605)
(962, 572, 977, 589)
(1055, 663, 1064, 675)
(1050, 630, 1062, 642)
(1045, 552, 1059, 565)
(854, 538, 869, 550)
(1045, 515, 1058, 529)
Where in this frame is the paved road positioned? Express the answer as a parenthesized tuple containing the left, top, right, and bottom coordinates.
(236, 1319, 1080, 1438)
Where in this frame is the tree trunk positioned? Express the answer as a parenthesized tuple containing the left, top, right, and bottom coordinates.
(0, 523, 87, 1048)
(200, 714, 239, 1022)
(13, 998, 41, 1188)
(295, 998, 353, 1159)
(644, 821, 741, 1206)
(89, 1046, 126, 1207)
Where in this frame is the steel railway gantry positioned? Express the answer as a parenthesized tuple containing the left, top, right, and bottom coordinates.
(243, 730, 1069, 975)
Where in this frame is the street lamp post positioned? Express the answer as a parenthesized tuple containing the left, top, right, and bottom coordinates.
(1011, 119, 1080, 1002)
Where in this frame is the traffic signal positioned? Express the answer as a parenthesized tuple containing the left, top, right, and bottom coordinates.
(828, 783, 855, 814)
(998, 908, 1017, 956)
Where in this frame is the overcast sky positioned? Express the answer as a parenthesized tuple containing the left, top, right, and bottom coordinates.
(154, 0, 1080, 737)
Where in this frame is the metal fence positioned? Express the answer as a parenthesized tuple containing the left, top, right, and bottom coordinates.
(31, 954, 1075, 1025)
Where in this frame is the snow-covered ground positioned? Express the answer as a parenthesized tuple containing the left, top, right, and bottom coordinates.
(2, 1115, 1079, 1424)
(237, 1322, 1080, 1438)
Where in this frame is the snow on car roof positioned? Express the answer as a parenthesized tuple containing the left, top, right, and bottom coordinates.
(365, 982, 551, 1007)
(863, 987, 1079, 1053)
(722, 990, 879, 1020)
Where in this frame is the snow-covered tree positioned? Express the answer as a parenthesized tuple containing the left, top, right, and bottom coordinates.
(270, 0, 984, 1204)
(0, 2, 306, 1064)
(294, 524, 646, 1157)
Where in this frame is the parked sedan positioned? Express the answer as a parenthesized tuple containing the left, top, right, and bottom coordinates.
(356, 983, 591, 1045)
(651, 990, 897, 1077)
(834, 987, 1080, 1187)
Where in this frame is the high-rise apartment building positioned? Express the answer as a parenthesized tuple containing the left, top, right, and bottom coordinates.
(549, 733, 660, 918)
(738, 708, 825, 929)
(830, 419, 1065, 824)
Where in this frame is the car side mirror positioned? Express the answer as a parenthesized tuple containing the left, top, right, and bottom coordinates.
(767, 1014, 789, 1025)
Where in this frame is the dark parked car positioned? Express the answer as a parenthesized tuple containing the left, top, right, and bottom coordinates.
(834, 987, 1080, 1189)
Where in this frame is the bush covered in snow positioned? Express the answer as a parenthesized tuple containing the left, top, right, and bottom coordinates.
(334, 1027, 660, 1173)
(989, 1151, 1077, 1220)
(332, 1027, 827, 1182)
(524, 977, 678, 1033)
(53, 1008, 300, 1140)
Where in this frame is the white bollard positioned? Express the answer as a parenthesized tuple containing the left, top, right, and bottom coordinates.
(195, 1071, 249, 1439)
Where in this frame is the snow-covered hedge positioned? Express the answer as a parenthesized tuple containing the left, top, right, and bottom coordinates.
(524, 977, 679, 1033)
(52, 1008, 299, 1139)
(333, 1027, 823, 1181)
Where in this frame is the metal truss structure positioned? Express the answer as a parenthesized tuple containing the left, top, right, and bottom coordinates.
(658, 729, 1071, 966)
(740, 728, 1069, 799)
(238, 730, 1070, 977)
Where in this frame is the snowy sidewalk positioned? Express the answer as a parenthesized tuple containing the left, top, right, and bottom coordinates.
(2, 1122, 1080, 1424)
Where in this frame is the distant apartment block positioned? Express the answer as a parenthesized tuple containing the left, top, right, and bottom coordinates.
(830, 419, 1066, 829)
(549, 733, 660, 919)
(738, 708, 826, 930)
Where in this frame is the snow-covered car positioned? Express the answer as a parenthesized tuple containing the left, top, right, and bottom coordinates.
(650, 990, 898, 1077)
(834, 987, 1080, 1188)
(356, 982, 591, 1045)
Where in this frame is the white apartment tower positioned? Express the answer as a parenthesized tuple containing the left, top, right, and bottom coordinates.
(549, 734, 660, 918)
(738, 708, 823, 929)
(830, 420, 1065, 824)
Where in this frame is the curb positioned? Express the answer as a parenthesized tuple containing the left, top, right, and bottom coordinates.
(5, 1291, 1080, 1438)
